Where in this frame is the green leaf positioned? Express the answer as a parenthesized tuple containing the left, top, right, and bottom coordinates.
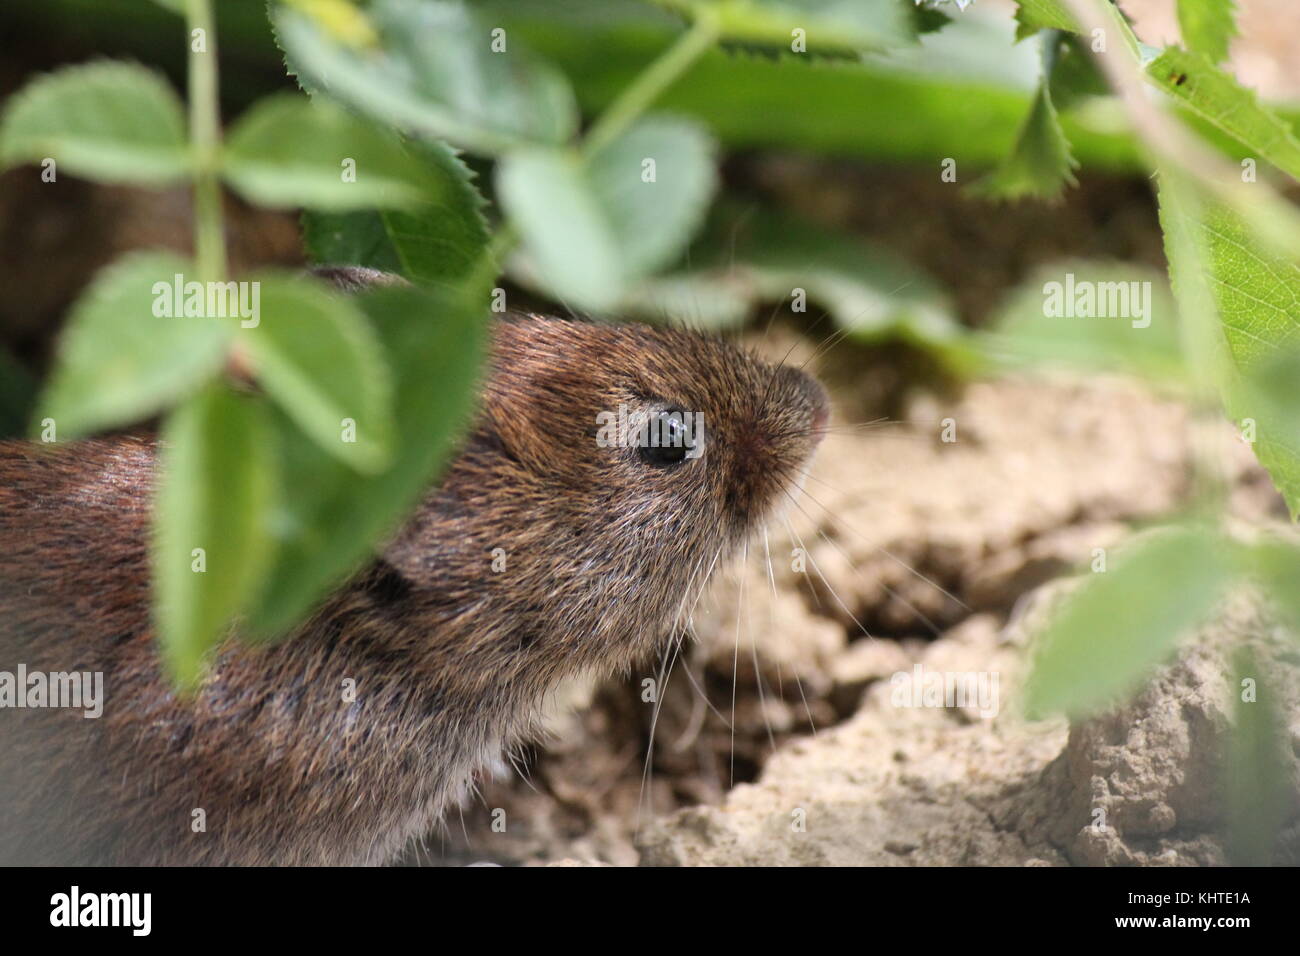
(0, 349, 36, 439)
(302, 210, 406, 275)
(500, 116, 717, 311)
(676, 0, 915, 54)
(722, 206, 967, 357)
(1147, 47, 1300, 182)
(154, 386, 278, 686)
(971, 30, 1079, 202)
(586, 116, 717, 276)
(35, 252, 234, 440)
(496, 0, 1149, 170)
(1012, 0, 1078, 40)
(969, 80, 1077, 200)
(303, 142, 491, 286)
(561, 204, 972, 368)
(1176, 0, 1238, 65)
(248, 282, 487, 637)
(1225, 644, 1289, 865)
(1251, 540, 1300, 636)
(979, 260, 1184, 383)
(0, 60, 189, 185)
(1160, 188, 1300, 516)
(274, 0, 578, 155)
(240, 274, 394, 473)
(498, 147, 625, 310)
(1023, 527, 1237, 720)
(911, 5, 953, 36)
(1229, 347, 1300, 515)
(222, 94, 441, 210)
(615, 270, 755, 329)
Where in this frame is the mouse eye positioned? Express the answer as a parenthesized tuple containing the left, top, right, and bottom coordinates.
(638, 408, 697, 468)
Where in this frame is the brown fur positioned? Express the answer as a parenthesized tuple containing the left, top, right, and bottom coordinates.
(0, 305, 827, 865)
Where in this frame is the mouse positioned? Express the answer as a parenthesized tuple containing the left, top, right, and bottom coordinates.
(0, 267, 829, 865)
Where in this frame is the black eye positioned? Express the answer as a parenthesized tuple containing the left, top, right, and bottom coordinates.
(638, 408, 695, 468)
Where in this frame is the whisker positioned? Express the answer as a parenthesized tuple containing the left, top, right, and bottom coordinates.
(743, 542, 777, 754)
(777, 493, 876, 642)
(817, 527, 944, 637)
(729, 539, 747, 789)
(778, 461, 971, 614)
(679, 635, 734, 729)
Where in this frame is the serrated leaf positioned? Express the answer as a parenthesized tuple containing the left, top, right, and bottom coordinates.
(0, 60, 189, 185)
(248, 282, 486, 637)
(496, 0, 1149, 169)
(971, 31, 1079, 202)
(1148, 47, 1300, 181)
(1176, 0, 1238, 65)
(303, 141, 491, 286)
(154, 386, 278, 686)
(1012, 0, 1078, 40)
(500, 116, 717, 310)
(240, 274, 394, 473)
(969, 81, 1077, 200)
(35, 252, 234, 440)
(1023, 527, 1237, 720)
(1160, 189, 1300, 517)
(222, 94, 441, 210)
(274, 0, 578, 155)
(980, 260, 1184, 383)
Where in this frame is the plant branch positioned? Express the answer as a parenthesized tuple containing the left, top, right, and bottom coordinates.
(580, 7, 721, 158)
(188, 0, 227, 280)
(480, 8, 721, 290)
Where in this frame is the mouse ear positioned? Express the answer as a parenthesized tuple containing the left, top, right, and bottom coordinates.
(479, 318, 591, 476)
(307, 266, 410, 294)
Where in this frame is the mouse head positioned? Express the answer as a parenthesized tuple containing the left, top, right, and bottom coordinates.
(411, 314, 829, 666)
(481, 315, 828, 544)
(314, 262, 830, 671)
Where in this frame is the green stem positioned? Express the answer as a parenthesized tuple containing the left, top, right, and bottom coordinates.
(480, 8, 721, 292)
(187, 0, 226, 281)
(580, 7, 721, 159)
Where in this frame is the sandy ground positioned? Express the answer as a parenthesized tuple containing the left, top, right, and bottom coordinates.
(413, 355, 1300, 866)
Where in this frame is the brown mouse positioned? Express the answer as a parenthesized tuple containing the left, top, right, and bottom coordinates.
(0, 270, 829, 865)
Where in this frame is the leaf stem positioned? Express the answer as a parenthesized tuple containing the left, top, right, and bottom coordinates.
(187, 0, 227, 280)
(479, 8, 721, 290)
(580, 7, 721, 159)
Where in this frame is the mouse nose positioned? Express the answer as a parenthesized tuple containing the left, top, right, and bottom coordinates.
(811, 398, 829, 440)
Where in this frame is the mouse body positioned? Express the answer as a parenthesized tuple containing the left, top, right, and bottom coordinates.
(0, 301, 828, 865)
